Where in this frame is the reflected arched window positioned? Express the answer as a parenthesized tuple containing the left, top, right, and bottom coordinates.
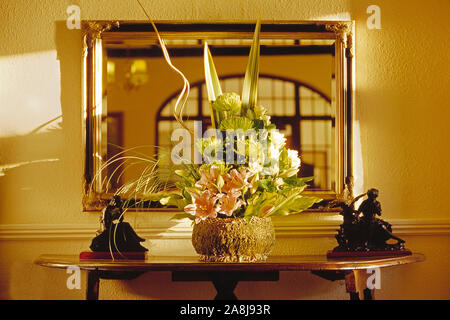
(156, 74, 334, 189)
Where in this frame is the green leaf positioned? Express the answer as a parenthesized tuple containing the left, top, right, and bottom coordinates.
(246, 109, 256, 120)
(182, 189, 192, 203)
(174, 169, 190, 178)
(258, 179, 275, 192)
(184, 163, 201, 180)
(283, 176, 313, 187)
(160, 194, 187, 209)
(266, 191, 321, 217)
(241, 19, 261, 115)
(216, 175, 225, 192)
(146, 191, 187, 210)
(269, 196, 321, 217)
(219, 116, 254, 131)
(278, 148, 289, 170)
(204, 43, 223, 128)
(252, 119, 264, 130)
(244, 191, 278, 217)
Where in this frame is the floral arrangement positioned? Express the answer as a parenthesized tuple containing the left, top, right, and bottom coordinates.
(87, 2, 323, 263)
(158, 20, 322, 223)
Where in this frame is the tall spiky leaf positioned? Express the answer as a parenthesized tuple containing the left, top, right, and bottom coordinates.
(241, 19, 261, 116)
(204, 42, 223, 128)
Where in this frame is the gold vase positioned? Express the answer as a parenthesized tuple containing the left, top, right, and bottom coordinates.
(192, 217, 275, 262)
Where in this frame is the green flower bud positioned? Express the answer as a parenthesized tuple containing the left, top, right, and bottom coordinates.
(212, 93, 242, 114)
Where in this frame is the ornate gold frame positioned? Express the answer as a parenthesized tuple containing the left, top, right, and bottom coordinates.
(81, 20, 355, 211)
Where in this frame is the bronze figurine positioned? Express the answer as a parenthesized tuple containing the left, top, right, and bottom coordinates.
(89, 196, 148, 253)
(328, 188, 409, 257)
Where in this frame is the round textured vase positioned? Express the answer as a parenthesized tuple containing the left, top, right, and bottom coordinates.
(192, 217, 275, 262)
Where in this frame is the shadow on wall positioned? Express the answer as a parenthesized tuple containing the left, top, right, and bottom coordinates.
(119, 270, 345, 300)
(0, 21, 85, 226)
(0, 119, 64, 223)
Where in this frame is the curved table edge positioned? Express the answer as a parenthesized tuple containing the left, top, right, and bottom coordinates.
(33, 253, 426, 272)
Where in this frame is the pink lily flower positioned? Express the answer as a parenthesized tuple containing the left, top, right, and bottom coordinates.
(184, 190, 220, 223)
(222, 168, 253, 193)
(195, 165, 222, 191)
(218, 191, 244, 217)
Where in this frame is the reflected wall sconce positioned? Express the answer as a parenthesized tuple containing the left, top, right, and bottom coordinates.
(124, 59, 149, 91)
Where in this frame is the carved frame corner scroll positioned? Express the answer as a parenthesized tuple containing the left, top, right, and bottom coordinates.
(82, 21, 120, 53)
(325, 21, 354, 58)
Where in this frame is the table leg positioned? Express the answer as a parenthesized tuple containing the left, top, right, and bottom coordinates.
(345, 270, 374, 300)
(172, 271, 279, 300)
(212, 277, 238, 300)
(86, 270, 100, 300)
(363, 288, 375, 300)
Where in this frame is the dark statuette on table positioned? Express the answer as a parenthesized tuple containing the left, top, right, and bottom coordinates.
(80, 195, 148, 259)
(328, 188, 411, 258)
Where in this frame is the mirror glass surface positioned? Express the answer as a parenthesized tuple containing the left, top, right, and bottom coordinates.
(99, 29, 337, 196)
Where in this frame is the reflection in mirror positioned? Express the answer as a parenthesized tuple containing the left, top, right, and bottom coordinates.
(82, 21, 355, 210)
(102, 37, 336, 193)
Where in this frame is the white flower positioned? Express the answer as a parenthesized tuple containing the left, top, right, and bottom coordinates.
(261, 162, 279, 176)
(249, 159, 263, 174)
(270, 130, 286, 149)
(268, 143, 281, 160)
(287, 149, 301, 170)
(281, 149, 301, 177)
(254, 105, 267, 116)
(275, 178, 284, 187)
(254, 105, 271, 123)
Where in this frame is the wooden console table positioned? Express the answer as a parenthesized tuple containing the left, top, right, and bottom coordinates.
(34, 253, 424, 300)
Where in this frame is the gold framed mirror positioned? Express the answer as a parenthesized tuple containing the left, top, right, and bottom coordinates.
(82, 21, 354, 211)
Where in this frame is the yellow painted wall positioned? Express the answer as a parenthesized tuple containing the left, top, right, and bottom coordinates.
(0, 0, 449, 300)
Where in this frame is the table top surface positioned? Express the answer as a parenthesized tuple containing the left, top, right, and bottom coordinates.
(34, 253, 425, 272)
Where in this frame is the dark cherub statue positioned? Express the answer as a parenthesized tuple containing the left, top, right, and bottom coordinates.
(90, 195, 148, 253)
(357, 188, 382, 224)
(356, 188, 405, 250)
(329, 188, 408, 257)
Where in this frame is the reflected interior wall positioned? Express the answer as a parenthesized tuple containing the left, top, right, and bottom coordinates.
(106, 54, 332, 183)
